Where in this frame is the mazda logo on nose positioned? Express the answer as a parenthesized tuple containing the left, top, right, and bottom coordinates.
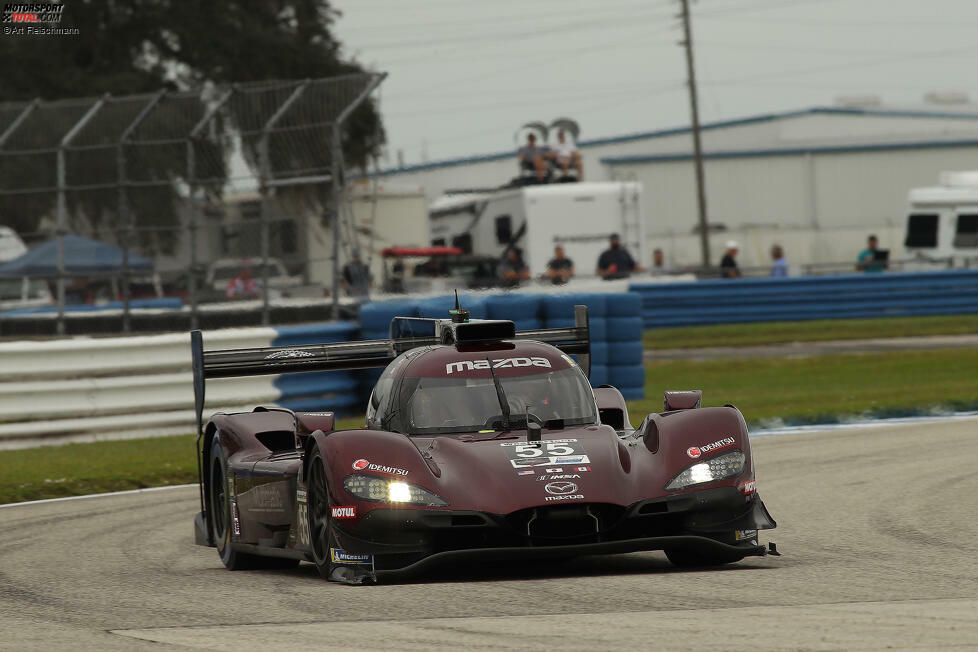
(545, 481, 578, 495)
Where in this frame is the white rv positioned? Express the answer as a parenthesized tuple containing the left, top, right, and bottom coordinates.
(904, 171, 978, 265)
(428, 182, 645, 278)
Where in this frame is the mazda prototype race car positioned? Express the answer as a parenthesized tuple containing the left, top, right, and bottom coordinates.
(191, 303, 778, 584)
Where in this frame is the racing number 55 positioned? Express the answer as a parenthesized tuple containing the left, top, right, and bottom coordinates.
(514, 443, 575, 458)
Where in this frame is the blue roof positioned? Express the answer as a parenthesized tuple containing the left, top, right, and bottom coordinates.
(377, 106, 978, 177)
(0, 234, 154, 277)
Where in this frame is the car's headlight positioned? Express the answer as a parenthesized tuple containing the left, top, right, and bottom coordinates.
(665, 450, 746, 491)
(342, 474, 449, 506)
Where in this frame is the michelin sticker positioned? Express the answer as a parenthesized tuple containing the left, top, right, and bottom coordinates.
(330, 548, 373, 565)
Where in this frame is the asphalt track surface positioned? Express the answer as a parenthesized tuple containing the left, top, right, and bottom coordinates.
(2, 418, 977, 651)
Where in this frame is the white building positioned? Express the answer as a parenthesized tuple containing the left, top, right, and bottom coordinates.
(376, 101, 978, 272)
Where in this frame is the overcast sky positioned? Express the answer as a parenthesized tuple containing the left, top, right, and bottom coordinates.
(330, 0, 978, 168)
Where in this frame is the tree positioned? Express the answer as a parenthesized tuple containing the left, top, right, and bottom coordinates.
(0, 0, 384, 243)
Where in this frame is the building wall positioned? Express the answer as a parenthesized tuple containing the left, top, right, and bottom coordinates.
(609, 144, 978, 270)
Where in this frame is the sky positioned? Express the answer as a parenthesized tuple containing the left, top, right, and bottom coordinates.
(328, 0, 978, 168)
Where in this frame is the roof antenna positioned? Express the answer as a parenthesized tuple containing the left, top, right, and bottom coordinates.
(449, 289, 469, 323)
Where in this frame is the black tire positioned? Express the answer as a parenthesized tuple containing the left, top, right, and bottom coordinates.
(306, 447, 335, 579)
(209, 437, 299, 571)
(665, 547, 745, 568)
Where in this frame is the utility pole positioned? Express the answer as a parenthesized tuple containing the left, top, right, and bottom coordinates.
(679, 0, 711, 270)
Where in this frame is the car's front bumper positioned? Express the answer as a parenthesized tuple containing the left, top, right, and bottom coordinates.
(330, 487, 776, 572)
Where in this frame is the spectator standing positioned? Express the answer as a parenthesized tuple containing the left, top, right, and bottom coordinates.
(597, 233, 644, 280)
(517, 133, 548, 183)
(545, 245, 575, 284)
(649, 248, 672, 277)
(549, 130, 583, 180)
(856, 235, 886, 273)
(720, 240, 741, 279)
(497, 248, 530, 287)
(342, 248, 372, 297)
(770, 244, 789, 277)
(226, 266, 262, 300)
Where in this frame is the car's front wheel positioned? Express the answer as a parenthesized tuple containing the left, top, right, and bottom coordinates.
(306, 447, 336, 579)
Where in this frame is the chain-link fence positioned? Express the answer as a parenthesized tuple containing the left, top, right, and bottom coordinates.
(0, 74, 385, 336)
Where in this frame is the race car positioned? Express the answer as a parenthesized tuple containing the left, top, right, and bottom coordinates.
(191, 302, 778, 584)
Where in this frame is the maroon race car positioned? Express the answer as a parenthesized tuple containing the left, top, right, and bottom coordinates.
(191, 303, 778, 584)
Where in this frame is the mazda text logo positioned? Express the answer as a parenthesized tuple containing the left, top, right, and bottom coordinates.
(545, 481, 578, 495)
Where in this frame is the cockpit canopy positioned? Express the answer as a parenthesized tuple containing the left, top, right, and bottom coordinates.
(366, 342, 598, 435)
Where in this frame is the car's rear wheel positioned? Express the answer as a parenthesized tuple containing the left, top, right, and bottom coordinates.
(209, 437, 298, 570)
(307, 447, 335, 579)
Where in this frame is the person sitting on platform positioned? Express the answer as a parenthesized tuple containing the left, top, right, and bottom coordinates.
(549, 130, 583, 180)
(517, 133, 548, 183)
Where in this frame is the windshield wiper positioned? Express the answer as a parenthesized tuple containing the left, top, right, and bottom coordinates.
(486, 356, 512, 431)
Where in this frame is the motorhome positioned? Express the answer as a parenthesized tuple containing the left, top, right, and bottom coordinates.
(429, 181, 645, 279)
(904, 171, 978, 265)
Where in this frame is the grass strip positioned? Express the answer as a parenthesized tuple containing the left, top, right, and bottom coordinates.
(643, 314, 978, 350)
(629, 347, 978, 426)
(2, 349, 976, 504)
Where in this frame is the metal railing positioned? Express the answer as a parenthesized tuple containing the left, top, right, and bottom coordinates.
(0, 74, 386, 335)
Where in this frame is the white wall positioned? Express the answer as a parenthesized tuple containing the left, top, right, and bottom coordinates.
(609, 143, 978, 269)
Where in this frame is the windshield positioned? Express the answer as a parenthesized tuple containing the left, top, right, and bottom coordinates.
(399, 366, 597, 435)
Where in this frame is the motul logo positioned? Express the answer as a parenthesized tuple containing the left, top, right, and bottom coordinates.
(445, 357, 551, 374)
(331, 506, 356, 519)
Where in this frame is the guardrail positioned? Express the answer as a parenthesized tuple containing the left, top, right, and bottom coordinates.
(0, 322, 358, 445)
(631, 269, 978, 327)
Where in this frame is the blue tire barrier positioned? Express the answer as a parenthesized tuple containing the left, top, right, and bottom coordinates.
(485, 293, 542, 321)
(513, 318, 543, 332)
(589, 317, 607, 342)
(588, 364, 608, 387)
(607, 340, 644, 365)
(605, 316, 643, 342)
(359, 299, 421, 332)
(608, 363, 646, 389)
(589, 341, 609, 365)
(273, 371, 356, 398)
(542, 293, 609, 319)
(618, 386, 646, 401)
(272, 321, 358, 347)
(360, 328, 389, 341)
(417, 294, 488, 319)
(279, 393, 361, 413)
(605, 291, 641, 318)
(576, 293, 610, 317)
(631, 270, 978, 328)
(542, 315, 606, 341)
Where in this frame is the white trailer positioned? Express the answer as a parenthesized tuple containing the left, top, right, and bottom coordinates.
(905, 171, 978, 265)
(429, 182, 645, 277)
